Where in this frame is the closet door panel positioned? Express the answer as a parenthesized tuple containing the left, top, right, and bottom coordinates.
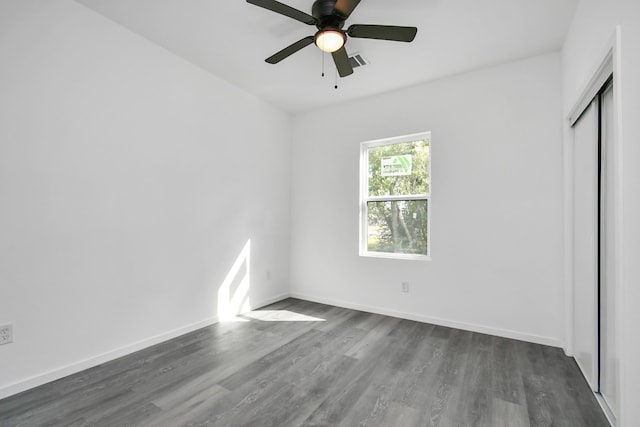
(572, 101, 598, 390)
(599, 84, 617, 415)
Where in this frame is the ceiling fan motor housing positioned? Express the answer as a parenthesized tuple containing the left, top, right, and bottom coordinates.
(312, 0, 345, 29)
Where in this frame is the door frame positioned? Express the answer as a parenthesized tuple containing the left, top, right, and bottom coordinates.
(564, 26, 623, 425)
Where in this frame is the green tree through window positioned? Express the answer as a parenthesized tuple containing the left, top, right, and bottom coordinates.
(361, 134, 430, 258)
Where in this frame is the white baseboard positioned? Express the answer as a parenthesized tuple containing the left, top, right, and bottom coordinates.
(289, 292, 563, 348)
(0, 293, 290, 401)
(250, 293, 290, 309)
(1, 292, 559, 400)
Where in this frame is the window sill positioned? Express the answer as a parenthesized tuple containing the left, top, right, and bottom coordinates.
(360, 252, 431, 261)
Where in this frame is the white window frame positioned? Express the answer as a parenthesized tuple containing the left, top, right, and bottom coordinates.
(359, 131, 431, 261)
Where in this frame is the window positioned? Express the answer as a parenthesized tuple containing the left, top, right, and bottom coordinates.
(359, 132, 431, 260)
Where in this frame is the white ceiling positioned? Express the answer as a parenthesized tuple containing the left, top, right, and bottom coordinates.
(75, 0, 579, 114)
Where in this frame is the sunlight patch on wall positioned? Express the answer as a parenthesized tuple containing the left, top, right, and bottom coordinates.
(217, 239, 252, 322)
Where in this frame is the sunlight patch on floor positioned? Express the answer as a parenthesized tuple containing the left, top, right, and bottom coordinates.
(242, 310, 325, 322)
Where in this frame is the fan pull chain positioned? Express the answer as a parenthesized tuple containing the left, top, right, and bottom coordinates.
(321, 52, 325, 77)
(335, 69, 338, 89)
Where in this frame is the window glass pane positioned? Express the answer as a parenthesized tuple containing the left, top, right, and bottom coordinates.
(367, 139, 430, 197)
(367, 200, 428, 255)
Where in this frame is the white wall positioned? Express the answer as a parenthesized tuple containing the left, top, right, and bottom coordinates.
(562, 0, 640, 424)
(290, 53, 564, 347)
(0, 0, 291, 398)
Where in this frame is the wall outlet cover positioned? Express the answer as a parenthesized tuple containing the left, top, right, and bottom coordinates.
(0, 324, 13, 345)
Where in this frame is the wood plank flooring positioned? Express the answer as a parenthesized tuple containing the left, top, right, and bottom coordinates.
(0, 298, 609, 426)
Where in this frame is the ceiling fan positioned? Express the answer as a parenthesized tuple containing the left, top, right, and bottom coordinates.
(246, 0, 418, 77)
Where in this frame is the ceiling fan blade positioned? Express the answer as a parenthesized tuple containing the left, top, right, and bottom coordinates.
(334, 0, 361, 19)
(347, 25, 418, 42)
(246, 0, 317, 25)
(331, 46, 354, 77)
(266, 36, 315, 64)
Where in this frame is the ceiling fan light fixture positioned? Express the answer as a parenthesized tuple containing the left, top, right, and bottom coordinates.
(315, 29, 345, 53)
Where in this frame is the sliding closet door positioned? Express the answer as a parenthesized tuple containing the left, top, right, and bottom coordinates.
(599, 83, 618, 415)
(572, 100, 598, 390)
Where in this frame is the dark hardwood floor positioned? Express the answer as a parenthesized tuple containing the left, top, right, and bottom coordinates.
(0, 298, 609, 426)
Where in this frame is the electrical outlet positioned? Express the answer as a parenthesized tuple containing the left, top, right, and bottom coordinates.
(266, 271, 271, 281)
(401, 282, 409, 293)
(0, 324, 13, 345)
